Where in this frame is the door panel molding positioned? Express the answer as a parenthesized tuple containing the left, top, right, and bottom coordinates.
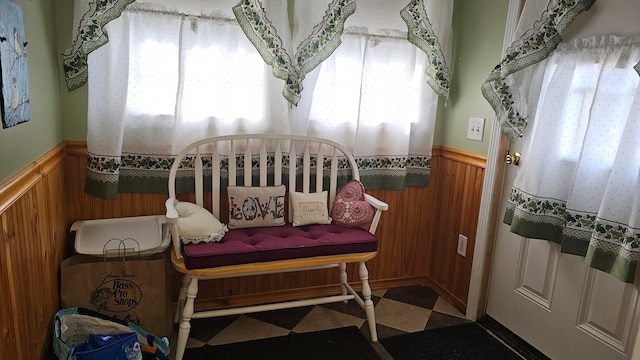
(515, 239, 559, 309)
(578, 268, 639, 353)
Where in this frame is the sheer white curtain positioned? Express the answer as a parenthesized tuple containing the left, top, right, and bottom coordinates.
(86, 6, 289, 198)
(504, 35, 640, 282)
(83, 3, 447, 198)
(298, 28, 437, 188)
(481, 0, 595, 141)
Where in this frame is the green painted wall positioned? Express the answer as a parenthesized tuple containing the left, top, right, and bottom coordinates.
(0, 0, 509, 185)
(438, 0, 508, 155)
(55, 0, 88, 141)
(0, 0, 63, 184)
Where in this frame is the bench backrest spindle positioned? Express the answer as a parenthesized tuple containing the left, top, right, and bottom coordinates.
(288, 142, 297, 223)
(260, 140, 268, 186)
(243, 139, 252, 186)
(274, 139, 283, 187)
(211, 142, 221, 218)
(195, 146, 203, 207)
(229, 140, 237, 187)
(329, 147, 338, 211)
(302, 141, 310, 193)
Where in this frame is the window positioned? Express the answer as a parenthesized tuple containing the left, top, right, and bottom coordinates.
(504, 35, 640, 282)
(86, 7, 438, 198)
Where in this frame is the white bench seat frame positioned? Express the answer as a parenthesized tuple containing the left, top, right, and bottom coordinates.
(165, 134, 388, 360)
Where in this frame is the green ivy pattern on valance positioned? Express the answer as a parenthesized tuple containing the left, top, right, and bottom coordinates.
(84, 152, 431, 199)
(400, 0, 450, 99)
(62, 0, 135, 91)
(232, 0, 355, 106)
(481, 0, 595, 141)
(505, 188, 640, 283)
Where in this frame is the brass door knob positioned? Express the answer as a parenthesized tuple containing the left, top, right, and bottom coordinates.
(505, 150, 521, 165)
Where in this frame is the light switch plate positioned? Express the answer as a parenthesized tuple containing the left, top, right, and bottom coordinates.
(467, 117, 485, 141)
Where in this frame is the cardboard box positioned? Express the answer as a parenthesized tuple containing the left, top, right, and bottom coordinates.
(60, 252, 173, 337)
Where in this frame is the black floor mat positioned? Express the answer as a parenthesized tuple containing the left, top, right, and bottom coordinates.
(380, 322, 522, 360)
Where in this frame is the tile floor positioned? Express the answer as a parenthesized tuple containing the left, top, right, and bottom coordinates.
(170, 285, 472, 359)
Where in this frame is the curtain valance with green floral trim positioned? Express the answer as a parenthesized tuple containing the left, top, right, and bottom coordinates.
(232, 0, 356, 106)
(400, 0, 453, 99)
(481, 0, 595, 141)
(66, 0, 453, 200)
(62, 0, 136, 91)
(63, 0, 455, 102)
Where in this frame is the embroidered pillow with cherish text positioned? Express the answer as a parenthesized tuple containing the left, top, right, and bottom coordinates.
(227, 185, 286, 229)
(290, 191, 332, 227)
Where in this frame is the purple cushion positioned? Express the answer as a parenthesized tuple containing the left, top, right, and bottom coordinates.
(181, 223, 378, 270)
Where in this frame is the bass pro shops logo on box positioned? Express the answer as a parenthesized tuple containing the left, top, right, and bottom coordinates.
(90, 270, 143, 324)
(61, 253, 171, 336)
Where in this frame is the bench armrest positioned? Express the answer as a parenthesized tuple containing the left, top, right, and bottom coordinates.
(165, 198, 182, 258)
(364, 194, 389, 212)
(166, 198, 179, 222)
(364, 193, 388, 235)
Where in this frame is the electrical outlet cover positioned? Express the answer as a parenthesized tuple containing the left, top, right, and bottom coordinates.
(457, 234, 468, 257)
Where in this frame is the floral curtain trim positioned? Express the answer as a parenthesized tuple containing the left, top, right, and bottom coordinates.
(62, 0, 136, 91)
(84, 152, 431, 199)
(400, 0, 451, 99)
(232, 0, 356, 106)
(504, 187, 640, 283)
(481, 0, 595, 141)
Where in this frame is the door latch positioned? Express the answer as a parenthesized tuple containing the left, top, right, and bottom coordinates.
(505, 150, 521, 165)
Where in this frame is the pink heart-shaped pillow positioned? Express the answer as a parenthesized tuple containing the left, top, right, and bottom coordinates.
(331, 180, 375, 228)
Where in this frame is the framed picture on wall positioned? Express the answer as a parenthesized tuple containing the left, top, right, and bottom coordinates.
(0, 0, 30, 129)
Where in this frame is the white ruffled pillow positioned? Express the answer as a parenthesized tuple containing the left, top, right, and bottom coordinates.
(175, 201, 228, 244)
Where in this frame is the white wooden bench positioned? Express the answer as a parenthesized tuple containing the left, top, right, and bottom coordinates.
(165, 134, 388, 360)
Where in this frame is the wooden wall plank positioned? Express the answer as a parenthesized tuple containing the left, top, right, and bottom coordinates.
(0, 211, 20, 356)
(0, 142, 485, 358)
(425, 148, 486, 311)
(0, 144, 68, 359)
(63, 143, 485, 312)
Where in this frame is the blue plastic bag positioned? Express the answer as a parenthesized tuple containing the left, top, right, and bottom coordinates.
(68, 332, 141, 360)
(53, 308, 169, 360)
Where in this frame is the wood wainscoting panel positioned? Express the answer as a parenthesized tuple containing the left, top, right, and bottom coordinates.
(1, 141, 485, 358)
(427, 147, 486, 311)
(0, 143, 68, 359)
(63, 143, 485, 313)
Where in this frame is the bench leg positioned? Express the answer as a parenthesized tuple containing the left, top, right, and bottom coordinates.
(175, 275, 198, 360)
(174, 274, 190, 324)
(339, 263, 348, 302)
(359, 261, 378, 342)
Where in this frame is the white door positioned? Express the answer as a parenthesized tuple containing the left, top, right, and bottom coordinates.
(485, 133, 640, 360)
(479, 2, 640, 359)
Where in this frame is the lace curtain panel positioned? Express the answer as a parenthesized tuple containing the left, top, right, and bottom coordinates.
(298, 28, 438, 189)
(85, 7, 289, 198)
(64, 0, 453, 101)
(81, 2, 452, 199)
(504, 35, 640, 283)
(481, 0, 596, 141)
(483, 0, 640, 283)
(232, 0, 356, 106)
